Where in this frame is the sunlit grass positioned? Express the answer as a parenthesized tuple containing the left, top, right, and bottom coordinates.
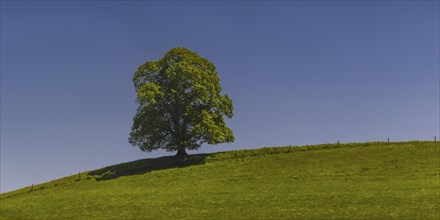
(1, 141, 439, 219)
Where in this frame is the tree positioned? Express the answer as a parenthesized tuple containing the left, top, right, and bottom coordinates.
(129, 47, 234, 158)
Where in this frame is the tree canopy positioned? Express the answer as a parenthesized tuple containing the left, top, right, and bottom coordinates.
(129, 47, 234, 157)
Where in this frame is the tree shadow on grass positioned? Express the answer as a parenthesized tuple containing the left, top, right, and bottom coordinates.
(88, 153, 211, 181)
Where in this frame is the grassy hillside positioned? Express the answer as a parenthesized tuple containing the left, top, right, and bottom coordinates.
(1, 141, 439, 219)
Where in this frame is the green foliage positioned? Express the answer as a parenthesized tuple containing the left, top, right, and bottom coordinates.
(129, 47, 234, 155)
(1, 142, 439, 219)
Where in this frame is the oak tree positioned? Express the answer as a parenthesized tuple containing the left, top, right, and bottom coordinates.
(129, 48, 234, 158)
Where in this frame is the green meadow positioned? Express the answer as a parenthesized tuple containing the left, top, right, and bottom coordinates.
(1, 141, 439, 219)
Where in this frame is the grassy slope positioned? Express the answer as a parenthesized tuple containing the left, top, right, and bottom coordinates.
(1, 141, 439, 219)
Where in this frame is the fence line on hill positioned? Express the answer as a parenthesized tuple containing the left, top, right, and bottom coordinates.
(333, 136, 437, 145)
(24, 136, 438, 193)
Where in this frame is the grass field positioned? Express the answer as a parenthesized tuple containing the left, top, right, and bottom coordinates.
(1, 141, 439, 219)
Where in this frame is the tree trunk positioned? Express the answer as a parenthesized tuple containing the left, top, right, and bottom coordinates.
(175, 146, 188, 159)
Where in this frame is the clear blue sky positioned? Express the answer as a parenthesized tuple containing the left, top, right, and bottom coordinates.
(1, 1, 439, 193)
